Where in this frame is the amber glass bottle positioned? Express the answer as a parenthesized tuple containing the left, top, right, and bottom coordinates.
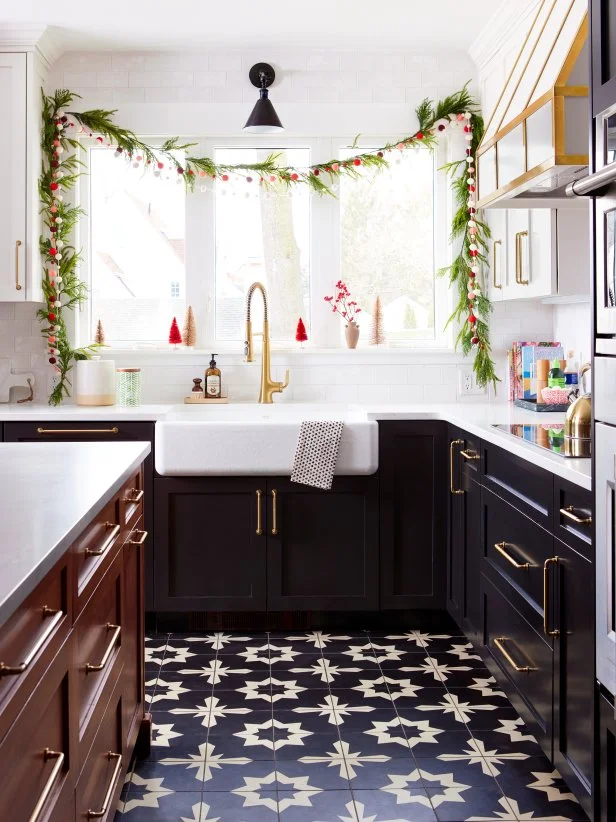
(205, 354, 222, 398)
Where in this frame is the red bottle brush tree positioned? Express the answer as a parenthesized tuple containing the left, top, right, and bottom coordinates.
(295, 317, 308, 346)
(168, 317, 182, 348)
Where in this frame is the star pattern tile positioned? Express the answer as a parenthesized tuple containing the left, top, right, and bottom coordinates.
(115, 629, 589, 822)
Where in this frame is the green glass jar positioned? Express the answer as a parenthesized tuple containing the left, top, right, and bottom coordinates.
(116, 367, 141, 406)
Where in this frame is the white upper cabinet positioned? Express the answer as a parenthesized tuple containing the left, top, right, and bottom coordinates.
(485, 209, 507, 302)
(0, 51, 43, 302)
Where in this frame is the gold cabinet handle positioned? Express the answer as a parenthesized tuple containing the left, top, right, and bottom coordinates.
(559, 505, 592, 526)
(15, 240, 22, 291)
(493, 637, 536, 672)
(449, 439, 464, 495)
(85, 523, 120, 557)
(515, 230, 529, 284)
(36, 426, 119, 435)
(0, 606, 63, 676)
(85, 624, 121, 673)
(127, 529, 148, 545)
(86, 752, 122, 819)
(271, 489, 279, 535)
(543, 556, 560, 637)
(492, 239, 502, 289)
(460, 449, 480, 461)
(494, 541, 531, 570)
(124, 488, 144, 503)
(28, 749, 64, 822)
(256, 489, 263, 536)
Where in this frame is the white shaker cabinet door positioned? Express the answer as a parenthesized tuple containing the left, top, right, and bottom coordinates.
(505, 208, 556, 299)
(0, 53, 27, 302)
(484, 209, 507, 302)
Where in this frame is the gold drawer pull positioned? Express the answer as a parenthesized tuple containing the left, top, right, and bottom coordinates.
(124, 488, 144, 503)
(87, 752, 122, 819)
(85, 624, 121, 673)
(0, 606, 63, 676)
(256, 489, 263, 536)
(492, 239, 502, 289)
(494, 541, 531, 570)
(494, 637, 536, 672)
(559, 505, 592, 526)
(515, 230, 529, 285)
(543, 556, 560, 637)
(271, 489, 279, 536)
(28, 749, 64, 822)
(127, 529, 148, 545)
(85, 523, 120, 557)
(15, 240, 22, 291)
(36, 427, 119, 435)
(460, 449, 480, 461)
(450, 439, 464, 495)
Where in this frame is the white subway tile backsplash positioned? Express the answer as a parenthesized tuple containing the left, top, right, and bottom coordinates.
(96, 71, 129, 87)
(307, 53, 341, 71)
(373, 87, 406, 104)
(194, 70, 227, 88)
(160, 71, 194, 88)
(129, 71, 164, 87)
(111, 54, 147, 71)
(113, 87, 146, 103)
(63, 71, 99, 87)
(389, 384, 425, 403)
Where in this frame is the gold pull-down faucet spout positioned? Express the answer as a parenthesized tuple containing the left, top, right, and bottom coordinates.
(244, 282, 290, 403)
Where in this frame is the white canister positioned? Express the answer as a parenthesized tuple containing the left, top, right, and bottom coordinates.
(75, 357, 116, 406)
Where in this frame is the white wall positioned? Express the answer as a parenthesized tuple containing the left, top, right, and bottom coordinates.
(1, 42, 562, 403)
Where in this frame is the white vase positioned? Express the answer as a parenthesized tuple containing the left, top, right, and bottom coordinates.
(75, 357, 116, 406)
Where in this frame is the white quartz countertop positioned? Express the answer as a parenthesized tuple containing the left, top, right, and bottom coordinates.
(0, 441, 151, 626)
(0, 401, 591, 490)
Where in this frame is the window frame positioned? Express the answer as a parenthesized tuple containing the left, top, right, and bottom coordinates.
(76, 134, 455, 352)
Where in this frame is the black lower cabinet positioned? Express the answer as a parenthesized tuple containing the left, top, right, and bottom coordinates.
(379, 421, 446, 609)
(596, 689, 616, 822)
(266, 476, 379, 611)
(154, 477, 267, 611)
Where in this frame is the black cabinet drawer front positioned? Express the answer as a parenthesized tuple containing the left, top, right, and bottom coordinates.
(482, 573, 553, 738)
(553, 478, 593, 559)
(483, 487, 554, 610)
(482, 441, 553, 527)
(2, 421, 154, 443)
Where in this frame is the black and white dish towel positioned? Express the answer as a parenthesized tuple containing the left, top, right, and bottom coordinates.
(291, 420, 344, 489)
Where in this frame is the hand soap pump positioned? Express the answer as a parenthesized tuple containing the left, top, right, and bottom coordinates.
(205, 354, 222, 398)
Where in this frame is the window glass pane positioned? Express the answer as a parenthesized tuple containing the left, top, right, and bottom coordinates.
(215, 147, 310, 341)
(89, 148, 186, 341)
(340, 146, 435, 341)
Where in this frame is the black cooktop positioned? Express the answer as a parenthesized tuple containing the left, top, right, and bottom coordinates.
(492, 424, 591, 458)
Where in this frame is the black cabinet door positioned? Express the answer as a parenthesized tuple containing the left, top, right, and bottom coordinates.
(552, 538, 594, 815)
(153, 477, 267, 612)
(266, 476, 379, 611)
(379, 421, 446, 609)
(596, 689, 616, 822)
(591, 0, 616, 116)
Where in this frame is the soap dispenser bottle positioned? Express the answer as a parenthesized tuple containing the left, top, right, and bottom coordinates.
(205, 354, 222, 398)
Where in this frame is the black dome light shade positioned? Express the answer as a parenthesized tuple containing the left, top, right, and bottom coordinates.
(243, 62, 284, 134)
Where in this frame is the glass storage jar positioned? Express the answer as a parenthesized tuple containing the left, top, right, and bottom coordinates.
(116, 367, 142, 406)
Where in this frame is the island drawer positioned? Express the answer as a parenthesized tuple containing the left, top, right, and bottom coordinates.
(553, 477, 593, 560)
(74, 548, 123, 755)
(482, 486, 553, 611)
(73, 495, 122, 614)
(0, 554, 70, 736)
(481, 440, 553, 529)
(76, 675, 125, 822)
(0, 640, 74, 822)
(121, 467, 145, 530)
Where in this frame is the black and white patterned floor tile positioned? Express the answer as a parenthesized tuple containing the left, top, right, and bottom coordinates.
(115, 630, 588, 821)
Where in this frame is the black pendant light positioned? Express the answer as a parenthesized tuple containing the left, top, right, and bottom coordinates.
(243, 62, 284, 133)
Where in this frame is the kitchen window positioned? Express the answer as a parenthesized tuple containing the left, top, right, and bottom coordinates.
(81, 138, 450, 349)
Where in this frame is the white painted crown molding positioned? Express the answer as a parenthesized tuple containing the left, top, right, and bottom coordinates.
(469, 0, 540, 70)
(0, 24, 63, 69)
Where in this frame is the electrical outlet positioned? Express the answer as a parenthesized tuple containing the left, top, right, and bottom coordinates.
(457, 366, 486, 396)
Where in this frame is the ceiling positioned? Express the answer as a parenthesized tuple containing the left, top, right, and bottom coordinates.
(5, 0, 509, 52)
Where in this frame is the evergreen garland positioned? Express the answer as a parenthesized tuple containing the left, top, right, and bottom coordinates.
(39, 85, 496, 405)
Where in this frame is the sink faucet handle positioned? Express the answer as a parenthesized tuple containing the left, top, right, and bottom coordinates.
(282, 369, 290, 389)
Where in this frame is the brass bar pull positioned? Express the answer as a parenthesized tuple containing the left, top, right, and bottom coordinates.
(460, 449, 480, 461)
(559, 506, 592, 526)
(256, 489, 263, 536)
(494, 541, 531, 570)
(543, 556, 560, 637)
(516, 231, 529, 284)
(85, 523, 120, 557)
(492, 240, 502, 289)
(449, 439, 464, 495)
(0, 606, 63, 676)
(124, 488, 144, 503)
(36, 426, 119, 435)
(15, 240, 22, 291)
(493, 637, 536, 672)
(271, 489, 279, 535)
(28, 749, 64, 822)
(87, 752, 122, 819)
(85, 624, 121, 673)
(127, 529, 148, 546)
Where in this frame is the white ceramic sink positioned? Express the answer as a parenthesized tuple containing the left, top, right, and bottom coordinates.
(155, 403, 378, 476)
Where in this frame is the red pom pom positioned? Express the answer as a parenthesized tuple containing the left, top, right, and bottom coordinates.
(222, 174, 229, 181)
(246, 176, 253, 183)
(96, 136, 103, 143)
(470, 249, 478, 257)
(377, 151, 384, 157)
(416, 132, 424, 139)
(157, 161, 164, 169)
(468, 314, 477, 323)
(50, 182, 59, 191)
(471, 336, 480, 344)
(469, 271, 476, 278)
(353, 158, 361, 166)
(177, 167, 184, 174)
(49, 247, 57, 256)
(50, 226, 57, 233)
(291, 173, 299, 181)
(48, 313, 56, 322)
(469, 185, 475, 192)
(49, 357, 56, 365)
(188, 169, 194, 176)
(313, 168, 320, 176)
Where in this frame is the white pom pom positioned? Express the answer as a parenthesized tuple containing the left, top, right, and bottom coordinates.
(55, 217, 62, 224)
(468, 220, 476, 227)
(464, 111, 472, 119)
(471, 265, 479, 273)
(56, 240, 64, 249)
(464, 133, 473, 141)
(469, 243, 478, 251)
(56, 146, 64, 154)
(465, 156, 473, 163)
(57, 110, 64, 117)
(467, 178, 475, 185)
